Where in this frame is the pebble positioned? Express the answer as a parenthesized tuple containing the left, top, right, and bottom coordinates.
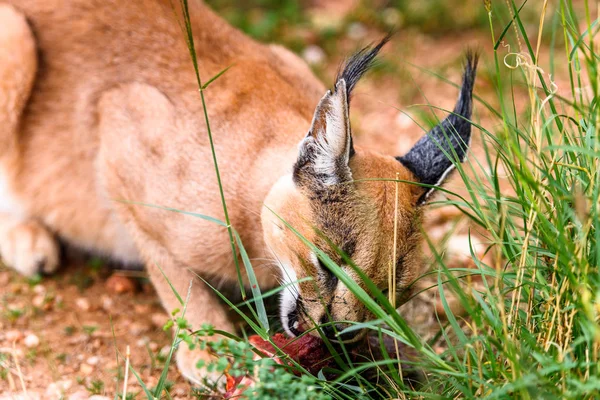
(100, 295, 114, 312)
(134, 303, 151, 314)
(79, 363, 94, 375)
(382, 7, 401, 26)
(435, 294, 465, 318)
(68, 391, 91, 400)
(24, 333, 40, 348)
(301, 45, 326, 65)
(105, 274, 137, 294)
(86, 356, 100, 366)
(32, 294, 46, 308)
(46, 380, 73, 397)
(89, 396, 111, 400)
(33, 284, 46, 294)
(159, 345, 171, 357)
(151, 312, 167, 328)
(5, 329, 24, 342)
(347, 22, 367, 40)
(9, 282, 24, 294)
(75, 297, 90, 311)
(445, 234, 484, 264)
(128, 322, 149, 336)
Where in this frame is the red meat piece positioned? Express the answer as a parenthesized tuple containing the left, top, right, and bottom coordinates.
(249, 333, 334, 375)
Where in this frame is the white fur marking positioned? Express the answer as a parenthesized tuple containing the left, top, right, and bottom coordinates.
(302, 87, 352, 186)
(278, 260, 300, 337)
(0, 164, 23, 219)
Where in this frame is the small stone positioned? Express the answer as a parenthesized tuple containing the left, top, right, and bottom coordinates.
(79, 363, 94, 375)
(32, 284, 46, 294)
(32, 294, 45, 308)
(151, 312, 167, 328)
(148, 341, 158, 351)
(86, 356, 100, 366)
(347, 22, 367, 40)
(435, 294, 465, 318)
(134, 303, 151, 314)
(75, 297, 90, 311)
(5, 329, 24, 342)
(100, 295, 113, 312)
(129, 322, 149, 336)
(382, 7, 402, 26)
(301, 45, 326, 66)
(159, 345, 171, 357)
(89, 396, 111, 400)
(46, 380, 73, 397)
(24, 333, 40, 348)
(68, 390, 91, 400)
(144, 376, 158, 389)
(105, 274, 137, 294)
(9, 282, 24, 294)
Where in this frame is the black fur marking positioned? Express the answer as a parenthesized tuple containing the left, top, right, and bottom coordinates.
(397, 51, 479, 204)
(335, 33, 392, 101)
(294, 36, 391, 191)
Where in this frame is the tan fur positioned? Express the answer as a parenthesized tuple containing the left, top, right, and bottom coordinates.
(263, 150, 421, 339)
(0, 0, 424, 383)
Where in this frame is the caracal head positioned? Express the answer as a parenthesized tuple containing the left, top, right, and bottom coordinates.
(262, 37, 479, 342)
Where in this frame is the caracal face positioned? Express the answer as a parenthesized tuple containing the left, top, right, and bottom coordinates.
(262, 42, 478, 342)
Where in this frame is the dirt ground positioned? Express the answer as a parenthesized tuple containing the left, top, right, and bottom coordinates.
(0, 1, 564, 398)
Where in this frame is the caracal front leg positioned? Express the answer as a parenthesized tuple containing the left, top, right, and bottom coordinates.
(0, 214, 60, 276)
(96, 82, 237, 385)
(0, 5, 60, 276)
(145, 261, 236, 385)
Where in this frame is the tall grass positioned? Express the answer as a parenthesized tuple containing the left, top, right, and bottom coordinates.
(124, 0, 600, 398)
(398, 0, 600, 397)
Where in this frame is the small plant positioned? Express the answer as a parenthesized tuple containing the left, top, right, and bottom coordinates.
(86, 379, 105, 395)
(0, 353, 8, 381)
(82, 325, 98, 336)
(55, 353, 67, 364)
(69, 270, 95, 291)
(4, 306, 24, 322)
(189, 335, 331, 399)
(63, 325, 76, 336)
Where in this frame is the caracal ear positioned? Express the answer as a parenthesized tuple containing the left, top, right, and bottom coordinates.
(293, 35, 391, 190)
(397, 52, 479, 205)
(293, 80, 352, 188)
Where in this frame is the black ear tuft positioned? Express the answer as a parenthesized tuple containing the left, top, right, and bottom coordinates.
(397, 52, 479, 204)
(335, 33, 392, 101)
